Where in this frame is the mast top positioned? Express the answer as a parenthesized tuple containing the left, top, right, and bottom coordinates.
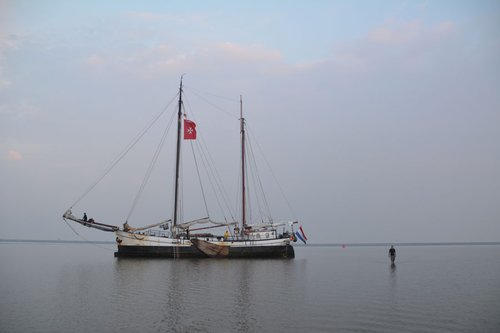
(180, 74, 185, 89)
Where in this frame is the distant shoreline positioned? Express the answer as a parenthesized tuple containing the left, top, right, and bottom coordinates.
(1, 239, 499, 247)
(303, 242, 500, 247)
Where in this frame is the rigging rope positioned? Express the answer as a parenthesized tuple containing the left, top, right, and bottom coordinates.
(62, 217, 115, 251)
(235, 161, 242, 223)
(68, 93, 180, 210)
(195, 134, 236, 221)
(170, 138, 181, 226)
(183, 90, 236, 221)
(200, 136, 236, 221)
(194, 141, 229, 222)
(125, 107, 177, 222)
(246, 132, 273, 222)
(246, 138, 268, 223)
(190, 141, 210, 217)
(184, 84, 239, 118)
(247, 125, 298, 220)
(244, 146, 253, 224)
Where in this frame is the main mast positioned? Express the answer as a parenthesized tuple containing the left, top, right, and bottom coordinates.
(240, 95, 246, 234)
(173, 77, 183, 229)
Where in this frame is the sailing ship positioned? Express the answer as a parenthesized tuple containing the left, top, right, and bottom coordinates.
(63, 78, 305, 258)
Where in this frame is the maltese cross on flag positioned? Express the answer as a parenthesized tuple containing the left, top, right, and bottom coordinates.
(184, 119, 197, 140)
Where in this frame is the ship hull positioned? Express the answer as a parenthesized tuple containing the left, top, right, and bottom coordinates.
(114, 244, 294, 258)
(228, 244, 294, 258)
(114, 245, 207, 258)
(114, 231, 295, 259)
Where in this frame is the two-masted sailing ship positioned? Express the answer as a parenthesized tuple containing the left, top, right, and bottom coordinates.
(63, 78, 306, 258)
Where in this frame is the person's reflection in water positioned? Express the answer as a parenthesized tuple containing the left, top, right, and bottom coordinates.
(389, 246, 397, 286)
(389, 260, 397, 297)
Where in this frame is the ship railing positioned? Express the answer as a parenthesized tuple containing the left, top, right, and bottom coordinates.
(142, 229, 171, 238)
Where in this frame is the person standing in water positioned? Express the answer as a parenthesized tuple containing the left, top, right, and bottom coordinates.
(389, 245, 396, 263)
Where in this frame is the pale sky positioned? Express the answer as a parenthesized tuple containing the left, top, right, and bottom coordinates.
(1, 0, 499, 243)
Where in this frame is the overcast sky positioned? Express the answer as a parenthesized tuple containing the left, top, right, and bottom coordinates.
(1, 1, 499, 243)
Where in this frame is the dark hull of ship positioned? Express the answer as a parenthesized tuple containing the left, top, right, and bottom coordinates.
(114, 244, 295, 259)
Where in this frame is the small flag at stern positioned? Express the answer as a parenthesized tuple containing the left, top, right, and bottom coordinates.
(295, 225, 307, 244)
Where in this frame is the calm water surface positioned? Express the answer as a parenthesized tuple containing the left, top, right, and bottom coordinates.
(1, 243, 499, 332)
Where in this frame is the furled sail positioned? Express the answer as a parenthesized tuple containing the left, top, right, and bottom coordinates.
(175, 217, 238, 230)
(123, 219, 171, 232)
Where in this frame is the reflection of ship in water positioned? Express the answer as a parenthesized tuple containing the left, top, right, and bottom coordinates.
(233, 261, 253, 332)
(111, 259, 301, 331)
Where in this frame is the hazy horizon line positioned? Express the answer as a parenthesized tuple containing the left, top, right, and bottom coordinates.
(1, 239, 499, 247)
